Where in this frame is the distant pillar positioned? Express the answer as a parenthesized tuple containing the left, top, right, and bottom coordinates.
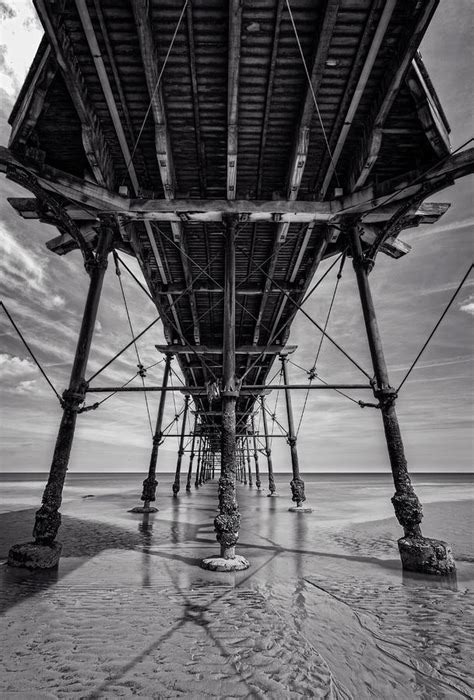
(8, 220, 115, 569)
(261, 396, 277, 496)
(173, 395, 190, 496)
(194, 435, 202, 488)
(281, 355, 312, 512)
(246, 435, 253, 487)
(349, 225, 455, 575)
(242, 441, 248, 485)
(202, 216, 249, 571)
(251, 415, 261, 489)
(130, 353, 172, 513)
(186, 415, 198, 491)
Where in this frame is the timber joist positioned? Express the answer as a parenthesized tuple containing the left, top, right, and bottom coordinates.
(4, 0, 474, 433)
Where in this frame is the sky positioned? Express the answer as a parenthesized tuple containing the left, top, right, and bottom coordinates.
(0, 1, 472, 475)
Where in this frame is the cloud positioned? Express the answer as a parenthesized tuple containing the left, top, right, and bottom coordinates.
(0, 2, 15, 22)
(0, 352, 37, 382)
(0, 220, 47, 292)
(405, 216, 474, 241)
(16, 378, 37, 394)
(459, 294, 474, 316)
(0, 2, 41, 100)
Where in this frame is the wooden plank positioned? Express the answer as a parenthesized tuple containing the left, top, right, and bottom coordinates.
(319, 0, 397, 197)
(74, 0, 140, 193)
(227, 0, 242, 199)
(130, 0, 176, 198)
(33, 0, 115, 190)
(285, 0, 340, 202)
(256, 0, 284, 197)
(352, 0, 439, 190)
(8, 43, 56, 148)
(130, 0, 200, 339)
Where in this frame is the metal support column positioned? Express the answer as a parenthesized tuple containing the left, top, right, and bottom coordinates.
(202, 216, 249, 571)
(281, 355, 312, 512)
(251, 415, 261, 489)
(261, 396, 277, 496)
(8, 220, 115, 569)
(130, 353, 172, 513)
(173, 395, 190, 496)
(349, 225, 455, 575)
(246, 435, 253, 487)
(195, 435, 202, 488)
(186, 414, 198, 491)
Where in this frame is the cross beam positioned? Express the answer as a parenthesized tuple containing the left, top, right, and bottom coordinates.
(154, 344, 297, 355)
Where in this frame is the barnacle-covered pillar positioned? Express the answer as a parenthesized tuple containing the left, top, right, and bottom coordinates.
(8, 220, 115, 569)
(349, 225, 455, 575)
(281, 355, 312, 512)
(172, 395, 190, 496)
(261, 396, 276, 496)
(186, 415, 198, 491)
(130, 353, 172, 513)
(202, 216, 249, 571)
(251, 415, 261, 489)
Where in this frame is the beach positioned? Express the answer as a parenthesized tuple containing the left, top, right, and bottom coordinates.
(0, 472, 473, 699)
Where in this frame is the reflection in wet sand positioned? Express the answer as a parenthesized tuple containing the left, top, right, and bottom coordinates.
(0, 472, 472, 697)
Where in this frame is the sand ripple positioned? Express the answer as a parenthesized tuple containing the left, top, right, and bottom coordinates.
(0, 575, 340, 699)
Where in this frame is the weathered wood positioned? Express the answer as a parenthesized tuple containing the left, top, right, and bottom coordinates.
(352, 0, 439, 190)
(130, 0, 176, 198)
(285, 0, 340, 205)
(3, 145, 472, 225)
(319, 0, 397, 197)
(8, 42, 56, 148)
(155, 344, 297, 355)
(227, 0, 242, 199)
(33, 0, 115, 189)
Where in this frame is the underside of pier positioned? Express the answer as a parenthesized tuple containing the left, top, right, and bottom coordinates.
(2, 0, 473, 574)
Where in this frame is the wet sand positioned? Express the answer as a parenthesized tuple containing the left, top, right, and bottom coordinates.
(1, 474, 473, 698)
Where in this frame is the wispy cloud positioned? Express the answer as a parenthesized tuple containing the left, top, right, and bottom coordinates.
(459, 293, 474, 316)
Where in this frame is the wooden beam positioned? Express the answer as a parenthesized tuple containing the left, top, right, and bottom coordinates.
(8, 42, 57, 148)
(256, 0, 285, 197)
(406, 58, 450, 157)
(130, 0, 200, 339)
(285, 0, 340, 202)
(33, 0, 115, 189)
(319, 0, 397, 198)
(352, 0, 439, 190)
(186, 2, 206, 196)
(155, 344, 297, 355)
(252, 237, 282, 345)
(74, 0, 140, 194)
(227, 0, 242, 199)
(152, 283, 295, 295)
(130, 0, 176, 199)
(2, 146, 472, 222)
